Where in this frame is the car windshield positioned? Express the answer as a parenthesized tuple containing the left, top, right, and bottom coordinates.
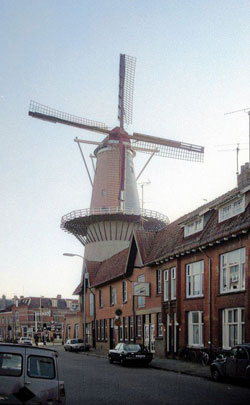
(124, 344, 141, 352)
(76, 339, 83, 343)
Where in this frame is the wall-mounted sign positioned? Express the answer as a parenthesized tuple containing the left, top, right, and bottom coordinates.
(133, 282, 150, 296)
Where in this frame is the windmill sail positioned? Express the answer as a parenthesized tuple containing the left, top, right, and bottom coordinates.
(130, 132, 204, 162)
(29, 100, 109, 135)
(118, 54, 136, 129)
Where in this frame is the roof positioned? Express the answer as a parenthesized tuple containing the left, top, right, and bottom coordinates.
(135, 184, 250, 265)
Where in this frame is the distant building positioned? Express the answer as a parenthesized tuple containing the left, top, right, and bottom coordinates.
(0, 294, 79, 341)
(0, 295, 15, 310)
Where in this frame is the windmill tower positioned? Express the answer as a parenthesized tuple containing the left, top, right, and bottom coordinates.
(29, 54, 204, 261)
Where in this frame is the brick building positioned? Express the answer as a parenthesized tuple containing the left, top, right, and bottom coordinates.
(0, 295, 79, 342)
(66, 163, 250, 358)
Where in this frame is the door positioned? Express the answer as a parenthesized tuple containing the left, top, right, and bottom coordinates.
(24, 350, 59, 403)
(109, 319, 114, 350)
(0, 345, 24, 403)
(144, 324, 150, 350)
(150, 324, 155, 353)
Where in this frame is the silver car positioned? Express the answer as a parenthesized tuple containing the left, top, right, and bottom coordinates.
(64, 338, 90, 352)
(0, 343, 66, 404)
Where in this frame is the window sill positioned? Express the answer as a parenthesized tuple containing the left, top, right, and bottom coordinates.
(218, 289, 246, 297)
(185, 296, 204, 300)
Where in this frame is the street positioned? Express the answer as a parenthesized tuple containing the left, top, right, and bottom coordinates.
(55, 346, 250, 405)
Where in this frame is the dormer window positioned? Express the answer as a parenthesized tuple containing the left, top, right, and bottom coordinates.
(218, 195, 245, 223)
(184, 217, 204, 237)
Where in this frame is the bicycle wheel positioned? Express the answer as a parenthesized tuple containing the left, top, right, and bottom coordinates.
(201, 351, 209, 366)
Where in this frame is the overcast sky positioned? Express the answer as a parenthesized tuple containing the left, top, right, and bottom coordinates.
(1, 0, 249, 299)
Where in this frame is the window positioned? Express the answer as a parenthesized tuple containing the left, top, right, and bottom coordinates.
(219, 195, 245, 222)
(89, 292, 94, 316)
(137, 275, 145, 308)
(157, 313, 163, 337)
(220, 248, 245, 293)
(0, 353, 22, 376)
(119, 322, 123, 341)
(186, 260, 204, 298)
(100, 320, 104, 340)
(163, 270, 169, 301)
(156, 269, 162, 294)
(136, 315, 141, 337)
(28, 356, 55, 379)
(74, 324, 79, 338)
(99, 290, 103, 308)
(188, 311, 204, 347)
(184, 217, 204, 237)
(110, 287, 117, 306)
(122, 281, 127, 303)
(222, 308, 245, 349)
(171, 267, 176, 300)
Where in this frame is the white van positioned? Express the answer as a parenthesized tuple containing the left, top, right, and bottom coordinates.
(0, 343, 66, 404)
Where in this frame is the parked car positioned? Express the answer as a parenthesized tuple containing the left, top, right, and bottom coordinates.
(108, 343, 153, 366)
(64, 338, 90, 352)
(0, 343, 66, 404)
(211, 343, 250, 383)
(18, 336, 33, 345)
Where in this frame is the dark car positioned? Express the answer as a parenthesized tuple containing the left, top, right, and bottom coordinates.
(211, 343, 250, 383)
(108, 343, 153, 366)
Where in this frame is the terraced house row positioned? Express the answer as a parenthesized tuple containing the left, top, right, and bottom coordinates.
(65, 163, 250, 358)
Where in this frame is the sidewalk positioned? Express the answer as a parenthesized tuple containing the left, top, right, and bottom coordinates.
(80, 349, 211, 380)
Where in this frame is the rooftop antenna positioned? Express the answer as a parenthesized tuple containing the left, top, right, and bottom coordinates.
(224, 107, 250, 164)
(218, 143, 248, 176)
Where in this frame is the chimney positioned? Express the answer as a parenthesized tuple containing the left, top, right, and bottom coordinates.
(237, 162, 250, 189)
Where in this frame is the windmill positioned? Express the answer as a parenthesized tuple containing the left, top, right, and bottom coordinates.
(29, 54, 204, 261)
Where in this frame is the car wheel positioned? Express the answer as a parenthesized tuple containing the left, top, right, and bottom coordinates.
(211, 367, 221, 382)
(109, 356, 113, 364)
(120, 358, 126, 367)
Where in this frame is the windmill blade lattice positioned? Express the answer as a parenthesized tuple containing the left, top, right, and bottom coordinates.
(131, 132, 204, 162)
(29, 100, 109, 135)
(118, 54, 136, 128)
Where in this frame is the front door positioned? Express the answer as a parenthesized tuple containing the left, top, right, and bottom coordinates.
(109, 319, 114, 350)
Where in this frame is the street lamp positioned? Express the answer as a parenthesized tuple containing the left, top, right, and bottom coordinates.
(63, 253, 88, 346)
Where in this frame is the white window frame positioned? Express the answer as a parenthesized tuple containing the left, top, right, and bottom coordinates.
(157, 313, 163, 337)
(137, 275, 145, 308)
(110, 287, 117, 306)
(164, 270, 169, 301)
(171, 267, 176, 300)
(186, 260, 204, 298)
(222, 308, 245, 350)
(220, 248, 245, 293)
(218, 195, 245, 223)
(188, 311, 204, 347)
(90, 292, 94, 316)
(184, 217, 204, 237)
(156, 269, 162, 295)
(122, 281, 127, 303)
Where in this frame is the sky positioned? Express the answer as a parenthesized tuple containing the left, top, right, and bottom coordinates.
(1, 0, 250, 299)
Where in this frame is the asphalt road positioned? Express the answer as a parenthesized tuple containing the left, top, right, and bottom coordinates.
(55, 346, 250, 405)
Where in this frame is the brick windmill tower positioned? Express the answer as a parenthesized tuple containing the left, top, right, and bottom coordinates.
(29, 54, 204, 262)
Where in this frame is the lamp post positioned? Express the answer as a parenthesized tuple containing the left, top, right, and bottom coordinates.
(63, 253, 88, 346)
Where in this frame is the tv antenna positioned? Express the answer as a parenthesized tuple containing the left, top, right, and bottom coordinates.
(224, 107, 250, 164)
